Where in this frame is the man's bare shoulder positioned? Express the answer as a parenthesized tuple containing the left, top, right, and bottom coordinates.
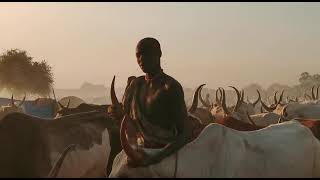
(162, 74, 183, 93)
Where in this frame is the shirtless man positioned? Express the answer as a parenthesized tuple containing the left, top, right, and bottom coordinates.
(109, 37, 189, 167)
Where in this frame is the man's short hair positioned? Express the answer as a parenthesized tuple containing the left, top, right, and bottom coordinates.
(137, 37, 162, 57)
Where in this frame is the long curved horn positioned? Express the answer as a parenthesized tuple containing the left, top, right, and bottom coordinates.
(240, 90, 245, 103)
(11, 94, 15, 107)
(217, 87, 223, 105)
(57, 101, 66, 109)
(188, 84, 206, 113)
(47, 144, 78, 178)
(215, 88, 220, 104)
(199, 86, 211, 108)
(304, 93, 312, 100)
(273, 91, 278, 105)
(120, 115, 145, 164)
(66, 99, 71, 109)
(312, 85, 316, 100)
(52, 88, 64, 109)
(278, 104, 289, 123)
(228, 86, 241, 112)
(317, 85, 320, 100)
(18, 93, 26, 107)
(253, 90, 261, 107)
(277, 90, 284, 104)
(121, 113, 188, 167)
(246, 111, 256, 126)
(260, 99, 277, 112)
(221, 88, 230, 115)
(111, 75, 121, 107)
(247, 96, 252, 104)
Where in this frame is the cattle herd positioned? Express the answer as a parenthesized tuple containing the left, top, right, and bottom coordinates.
(1, 77, 320, 178)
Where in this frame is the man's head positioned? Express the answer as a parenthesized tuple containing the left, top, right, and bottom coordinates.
(136, 37, 162, 74)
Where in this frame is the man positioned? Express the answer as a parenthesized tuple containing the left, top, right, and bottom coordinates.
(109, 37, 189, 166)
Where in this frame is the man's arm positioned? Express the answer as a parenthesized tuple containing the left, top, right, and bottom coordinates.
(169, 82, 188, 137)
(140, 82, 189, 166)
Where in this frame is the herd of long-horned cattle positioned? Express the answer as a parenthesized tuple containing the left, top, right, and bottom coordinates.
(1, 77, 320, 178)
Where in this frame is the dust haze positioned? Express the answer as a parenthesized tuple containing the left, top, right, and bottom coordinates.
(1, 2, 320, 106)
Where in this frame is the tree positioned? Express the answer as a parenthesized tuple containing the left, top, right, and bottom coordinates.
(0, 49, 54, 97)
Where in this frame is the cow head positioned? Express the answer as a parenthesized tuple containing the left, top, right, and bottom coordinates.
(260, 90, 285, 113)
(0, 94, 26, 119)
(54, 99, 71, 117)
(188, 84, 214, 125)
(237, 89, 261, 115)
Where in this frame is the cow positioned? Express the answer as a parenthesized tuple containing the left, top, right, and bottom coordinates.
(0, 95, 26, 120)
(276, 102, 320, 121)
(57, 96, 86, 109)
(0, 109, 121, 178)
(188, 84, 214, 125)
(260, 90, 285, 113)
(0, 79, 124, 178)
(51, 88, 111, 118)
(55, 103, 110, 117)
(22, 98, 59, 119)
(246, 112, 280, 127)
(109, 117, 320, 178)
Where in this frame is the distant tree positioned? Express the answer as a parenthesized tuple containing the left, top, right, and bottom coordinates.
(0, 49, 54, 97)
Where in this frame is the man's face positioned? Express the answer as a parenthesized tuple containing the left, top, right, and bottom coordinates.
(136, 44, 160, 74)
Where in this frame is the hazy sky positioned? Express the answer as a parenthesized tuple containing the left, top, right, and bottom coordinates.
(0, 2, 320, 89)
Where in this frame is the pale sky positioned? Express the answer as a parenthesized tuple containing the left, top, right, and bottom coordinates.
(0, 2, 320, 89)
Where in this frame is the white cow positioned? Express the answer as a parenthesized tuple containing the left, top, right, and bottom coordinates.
(279, 102, 320, 121)
(247, 112, 280, 127)
(110, 120, 320, 178)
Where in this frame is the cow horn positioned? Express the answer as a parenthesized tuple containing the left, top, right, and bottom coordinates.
(18, 93, 26, 107)
(52, 88, 63, 109)
(260, 99, 277, 112)
(304, 93, 312, 100)
(218, 88, 223, 104)
(11, 94, 15, 107)
(240, 90, 245, 103)
(215, 88, 220, 104)
(199, 85, 211, 108)
(215, 87, 223, 105)
(228, 86, 242, 112)
(120, 115, 145, 164)
(312, 85, 316, 100)
(121, 114, 187, 167)
(273, 91, 278, 105)
(277, 90, 284, 104)
(66, 99, 71, 109)
(111, 75, 121, 107)
(221, 88, 230, 115)
(58, 102, 66, 109)
(47, 144, 78, 178)
(247, 96, 252, 104)
(317, 85, 320, 100)
(188, 84, 206, 113)
(278, 104, 289, 123)
(253, 90, 261, 107)
(246, 111, 256, 126)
